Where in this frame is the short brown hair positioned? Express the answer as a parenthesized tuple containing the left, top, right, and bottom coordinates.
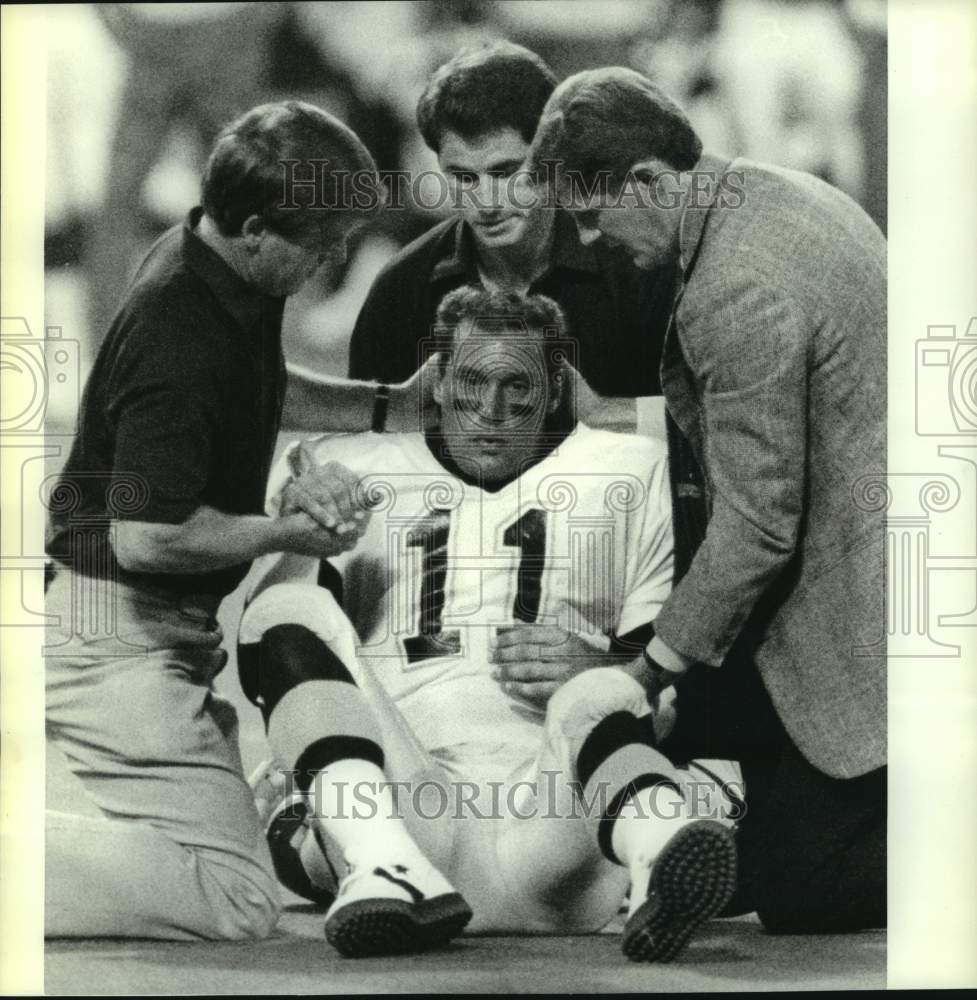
(417, 41, 557, 153)
(529, 67, 702, 194)
(202, 101, 382, 240)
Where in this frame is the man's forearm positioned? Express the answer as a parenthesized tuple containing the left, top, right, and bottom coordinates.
(580, 396, 638, 433)
(114, 507, 291, 573)
(579, 395, 667, 440)
(282, 365, 377, 432)
(569, 361, 665, 438)
(618, 638, 691, 699)
(283, 363, 425, 434)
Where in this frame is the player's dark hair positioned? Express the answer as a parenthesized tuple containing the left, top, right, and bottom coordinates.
(202, 101, 383, 241)
(434, 285, 568, 382)
(529, 67, 703, 193)
(417, 41, 557, 153)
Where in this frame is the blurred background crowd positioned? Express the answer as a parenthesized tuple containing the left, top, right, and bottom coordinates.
(44, 0, 887, 400)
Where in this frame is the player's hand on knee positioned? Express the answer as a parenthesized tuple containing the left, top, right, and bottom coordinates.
(491, 625, 608, 707)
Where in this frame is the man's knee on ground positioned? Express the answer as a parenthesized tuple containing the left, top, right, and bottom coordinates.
(546, 667, 650, 744)
(753, 874, 885, 935)
(201, 860, 283, 941)
(238, 584, 358, 710)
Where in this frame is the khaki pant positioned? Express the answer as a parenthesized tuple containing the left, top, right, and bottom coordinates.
(45, 568, 280, 940)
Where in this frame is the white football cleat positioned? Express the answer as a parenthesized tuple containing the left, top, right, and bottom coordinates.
(324, 852, 472, 958)
(622, 819, 737, 963)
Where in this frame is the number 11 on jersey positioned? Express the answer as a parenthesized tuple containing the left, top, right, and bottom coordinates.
(401, 507, 548, 665)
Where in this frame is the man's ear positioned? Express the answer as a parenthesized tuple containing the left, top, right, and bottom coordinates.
(240, 215, 267, 251)
(630, 157, 685, 208)
(432, 367, 444, 407)
(630, 157, 671, 185)
(547, 366, 565, 415)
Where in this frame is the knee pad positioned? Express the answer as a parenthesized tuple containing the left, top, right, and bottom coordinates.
(240, 583, 357, 658)
(545, 667, 651, 745)
(238, 584, 359, 709)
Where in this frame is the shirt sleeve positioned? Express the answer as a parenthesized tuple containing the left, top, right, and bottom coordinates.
(109, 354, 223, 524)
(654, 267, 809, 667)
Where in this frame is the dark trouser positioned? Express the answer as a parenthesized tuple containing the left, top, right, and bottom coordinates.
(660, 649, 886, 934)
(663, 413, 885, 933)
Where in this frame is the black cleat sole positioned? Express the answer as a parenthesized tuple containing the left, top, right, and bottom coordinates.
(622, 820, 737, 963)
(325, 892, 472, 958)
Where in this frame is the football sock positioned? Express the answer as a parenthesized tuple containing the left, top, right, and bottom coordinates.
(575, 710, 687, 866)
(611, 783, 689, 868)
(257, 623, 422, 866)
(310, 756, 421, 867)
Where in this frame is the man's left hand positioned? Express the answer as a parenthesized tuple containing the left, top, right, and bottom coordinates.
(491, 624, 615, 708)
(278, 458, 370, 539)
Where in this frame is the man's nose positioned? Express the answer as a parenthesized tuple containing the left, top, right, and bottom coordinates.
(511, 172, 538, 209)
(478, 176, 506, 210)
(477, 383, 509, 423)
(576, 223, 602, 246)
(313, 247, 337, 275)
(328, 240, 348, 267)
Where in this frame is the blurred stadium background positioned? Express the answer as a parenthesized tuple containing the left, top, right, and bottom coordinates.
(44, 0, 887, 409)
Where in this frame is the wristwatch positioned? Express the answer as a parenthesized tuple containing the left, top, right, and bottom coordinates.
(641, 647, 673, 695)
(371, 383, 390, 433)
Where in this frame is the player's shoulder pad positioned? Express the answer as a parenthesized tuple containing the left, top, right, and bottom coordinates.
(565, 425, 668, 472)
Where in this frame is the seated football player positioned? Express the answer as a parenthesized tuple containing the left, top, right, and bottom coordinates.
(238, 287, 740, 961)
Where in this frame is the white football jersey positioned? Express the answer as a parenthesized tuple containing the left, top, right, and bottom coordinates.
(251, 426, 673, 753)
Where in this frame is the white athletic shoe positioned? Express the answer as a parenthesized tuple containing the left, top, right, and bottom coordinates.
(621, 819, 737, 963)
(249, 759, 341, 907)
(324, 852, 472, 958)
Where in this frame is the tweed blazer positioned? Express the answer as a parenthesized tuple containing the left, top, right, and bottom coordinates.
(654, 153, 887, 779)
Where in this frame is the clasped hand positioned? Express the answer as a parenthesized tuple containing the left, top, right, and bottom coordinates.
(491, 624, 614, 707)
(276, 446, 371, 558)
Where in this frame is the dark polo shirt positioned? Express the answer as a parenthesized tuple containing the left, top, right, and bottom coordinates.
(348, 210, 676, 396)
(47, 207, 286, 599)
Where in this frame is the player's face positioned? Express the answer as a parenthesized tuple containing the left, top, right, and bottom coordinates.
(567, 181, 681, 271)
(434, 329, 559, 485)
(438, 128, 539, 249)
(245, 221, 355, 297)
